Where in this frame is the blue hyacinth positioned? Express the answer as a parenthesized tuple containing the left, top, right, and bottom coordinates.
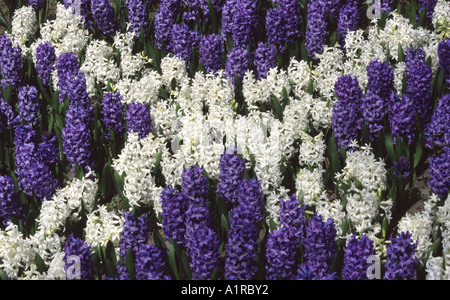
(101, 92, 125, 140)
(17, 85, 40, 126)
(0, 175, 23, 227)
(332, 75, 364, 150)
(90, 0, 117, 36)
(342, 234, 376, 280)
(35, 42, 56, 86)
(384, 232, 419, 280)
(126, 102, 153, 139)
(217, 147, 245, 206)
(63, 234, 94, 280)
(161, 186, 187, 247)
(125, 0, 149, 37)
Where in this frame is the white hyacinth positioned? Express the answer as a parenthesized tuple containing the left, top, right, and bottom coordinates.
(33, 3, 90, 59)
(112, 132, 165, 210)
(38, 170, 98, 234)
(80, 39, 121, 90)
(316, 195, 346, 240)
(295, 168, 324, 207)
(10, 6, 37, 56)
(161, 54, 189, 88)
(84, 205, 124, 256)
(298, 131, 326, 168)
(288, 58, 311, 98)
(312, 44, 344, 102)
(336, 144, 387, 193)
(433, 0, 450, 30)
(0, 223, 34, 279)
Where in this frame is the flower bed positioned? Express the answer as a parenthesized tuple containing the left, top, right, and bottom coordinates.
(0, 0, 449, 280)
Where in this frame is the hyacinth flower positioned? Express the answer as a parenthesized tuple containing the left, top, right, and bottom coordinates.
(425, 94, 450, 150)
(189, 227, 220, 280)
(126, 102, 153, 139)
(392, 156, 412, 180)
(224, 177, 264, 280)
(17, 85, 40, 126)
(14, 124, 59, 201)
(338, 0, 362, 46)
(64, 0, 92, 29)
(389, 92, 417, 146)
(63, 234, 94, 280)
(305, 0, 328, 60)
(0, 96, 19, 130)
(361, 91, 386, 142)
(56, 52, 80, 103)
(366, 59, 394, 101)
(417, 0, 438, 22)
(199, 34, 223, 74)
(90, 0, 117, 36)
(302, 213, 336, 265)
(28, 0, 45, 10)
(253, 42, 277, 80)
(236, 178, 265, 223)
(293, 260, 338, 280)
(361, 60, 393, 140)
(405, 47, 433, 124)
(38, 131, 60, 166)
(332, 75, 364, 150)
(182, 166, 212, 251)
(35, 41, 56, 86)
(0, 35, 22, 92)
(118, 211, 150, 261)
(279, 193, 306, 240)
(428, 150, 450, 199)
(438, 39, 450, 86)
(216, 147, 245, 206)
(181, 165, 209, 203)
(154, 2, 176, 50)
(225, 189, 263, 280)
(0, 175, 24, 227)
(384, 232, 419, 280)
(342, 234, 376, 280)
(266, 0, 301, 50)
(125, 0, 149, 37)
(228, 0, 258, 48)
(135, 243, 170, 280)
(62, 101, 94, 173)
(294, 213, 337, 280)
(265, 227, 298, 280)
(66, 70, 92, 105)
(169, 23, 195, 67)
(161, 186, 187, 247)
(224, 47, 251, 84)
(101, 92, 125, 141)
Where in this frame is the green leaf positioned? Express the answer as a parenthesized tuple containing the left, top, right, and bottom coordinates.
(35, 253, 47, 274)
(100, 162, 111, 198)
(125, 248, 136, 280)
(398, 44, 405, 62)
(104, 241, 118, 278)
(328, 133, 340, 177)
(207, 0, 218, 34)
(271, 94, 283, 121)
(154, 230, 167, 250)
(437, 68, 444, 97)
(221, 214, 230, 233)
(168, 244, 180, 280)
(181, 250, 192, 280)
(384, 132, 396, 162)
(413, 139, 423, 169)
(269, 218, 277, 231)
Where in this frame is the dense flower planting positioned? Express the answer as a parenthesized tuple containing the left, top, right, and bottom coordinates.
(0, 0, 449, 281)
